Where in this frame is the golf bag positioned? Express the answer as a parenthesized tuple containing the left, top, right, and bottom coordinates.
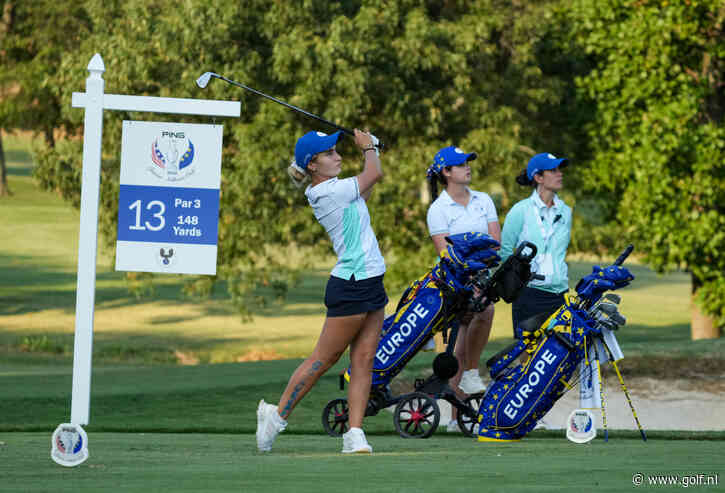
(477, 259, 634, 442)
(342, 233, 538, 390)
(346, 232, 499, 389)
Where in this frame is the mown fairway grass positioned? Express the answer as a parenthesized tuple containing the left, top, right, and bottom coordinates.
(2, 432, 723, 493)
(1, 358, 723, 492)
(1, 134, 723, 492)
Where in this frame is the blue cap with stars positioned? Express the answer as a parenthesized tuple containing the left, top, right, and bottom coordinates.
(426, 146, 477, 178)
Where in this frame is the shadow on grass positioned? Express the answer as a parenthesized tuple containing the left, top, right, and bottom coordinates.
(0, 327, 314, 367)
(5, 143, 33, 167)
(7, 165, 32, 177)
(0, 252, 330, 318)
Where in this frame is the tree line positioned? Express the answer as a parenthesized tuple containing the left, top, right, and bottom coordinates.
(1, 0, 722, 337)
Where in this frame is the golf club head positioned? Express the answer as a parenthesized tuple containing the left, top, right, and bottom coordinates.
(597, 302, 619, 316)
(196, 72, 218, 89)
(603, 293, 622, 305)
(594, 303, 626, 327)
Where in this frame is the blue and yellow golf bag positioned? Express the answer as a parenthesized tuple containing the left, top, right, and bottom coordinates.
(344, 233, 501, 389)
(477, 258, 635, 442)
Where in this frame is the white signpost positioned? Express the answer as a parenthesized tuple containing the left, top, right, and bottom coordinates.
(52, 54, 240, 467)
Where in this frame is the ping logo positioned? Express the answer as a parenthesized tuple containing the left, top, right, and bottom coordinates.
(161, 131, 185, 138)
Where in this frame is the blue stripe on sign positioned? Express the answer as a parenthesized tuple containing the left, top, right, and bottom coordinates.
(117, 185, 219, 245)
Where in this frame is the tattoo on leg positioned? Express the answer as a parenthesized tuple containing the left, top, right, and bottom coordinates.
(280, 360, 324, 418)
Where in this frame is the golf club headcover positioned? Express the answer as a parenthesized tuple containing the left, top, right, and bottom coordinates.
(442, 233, 501, 274)
(445, 232, 500, 258)
(575, 265, 634, 301)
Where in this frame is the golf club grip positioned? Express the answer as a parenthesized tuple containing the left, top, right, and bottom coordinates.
(613, 244, 633, 266)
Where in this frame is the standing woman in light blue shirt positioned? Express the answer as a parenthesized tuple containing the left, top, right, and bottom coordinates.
(500, 153, 572, 339)
(256, 129, 385, 454)
(426, 146, 501, 420)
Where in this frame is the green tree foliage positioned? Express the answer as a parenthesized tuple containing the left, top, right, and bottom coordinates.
(0, 0, 91, 145)
(566, 0, 725, 327)
(27, 0, 583, 314)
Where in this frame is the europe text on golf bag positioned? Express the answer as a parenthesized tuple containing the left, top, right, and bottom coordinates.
(343, 232, 502, 388)
(477, 261, 634, 442)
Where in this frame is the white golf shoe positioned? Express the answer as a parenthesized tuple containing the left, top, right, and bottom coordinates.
(458, 369, 487, 395)
(342, 427, 372, 454)
(256, 399, 287, 452)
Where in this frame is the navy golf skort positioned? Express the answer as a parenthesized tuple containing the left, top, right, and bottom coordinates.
(324, 274, 388, 317)
(511, 286, 566, 339)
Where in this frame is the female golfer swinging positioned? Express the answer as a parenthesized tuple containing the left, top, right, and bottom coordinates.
(256, 129, 386, 454)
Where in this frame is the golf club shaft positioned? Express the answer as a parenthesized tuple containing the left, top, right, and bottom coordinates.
(596, 355, 608, 442)
(206, 73, 383, 141)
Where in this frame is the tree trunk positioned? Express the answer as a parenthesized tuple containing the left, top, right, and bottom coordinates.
(691, 274, 721, 340)
(0, 129, 11, 197)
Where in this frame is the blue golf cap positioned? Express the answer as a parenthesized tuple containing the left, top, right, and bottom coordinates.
(526, 153, 569, 180)
(427, 146, 477, 178)
(294, 131, 343, 170)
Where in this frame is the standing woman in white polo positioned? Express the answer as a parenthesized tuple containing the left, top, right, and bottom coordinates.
(256, 128, 386, 454)
(426, 146, 501, 407)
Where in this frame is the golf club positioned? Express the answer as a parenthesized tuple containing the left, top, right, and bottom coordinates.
(602, 293, 621, 305)
(596, 355, 609, 442)
(196, 72, 383, 148)
(596, 303, 626, 326)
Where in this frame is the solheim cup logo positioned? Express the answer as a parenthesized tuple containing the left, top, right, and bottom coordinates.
(51, 423, 89, 467)
(149, 130, 195, 182)
(566, 409, 596, 444)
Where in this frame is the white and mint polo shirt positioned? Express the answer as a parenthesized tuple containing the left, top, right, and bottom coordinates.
(305, 177, 386, 280)
(500, 190, 572, 293)
(426, 189, 499, 237)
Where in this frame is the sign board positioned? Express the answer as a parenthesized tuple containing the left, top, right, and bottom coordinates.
(115, 120, 222, 275)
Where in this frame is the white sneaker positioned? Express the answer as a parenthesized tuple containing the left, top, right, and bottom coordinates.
(446, 419, 460, 433)
(534, 418, 550, 430)
(256, 399, 287, 452)
(342, 427, 373, 454)
(458, 369, 486, 394)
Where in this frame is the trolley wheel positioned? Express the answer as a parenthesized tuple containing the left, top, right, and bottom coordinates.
(393, 392, 440, 439)
(322, 398, 349, 437)
(457, 393, 485, 438)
